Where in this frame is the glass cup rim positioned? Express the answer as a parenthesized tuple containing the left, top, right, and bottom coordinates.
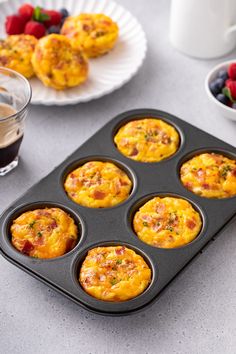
(0, 67, 32, 122)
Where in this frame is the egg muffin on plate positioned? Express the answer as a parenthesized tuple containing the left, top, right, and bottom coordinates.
(61, 13, 119, 57)
(11, 207, 78, 259)
(133, 197, 202, 248)
(114, 118, 180, 162)
(31, 34, 88, 90)
(79, 246, 151, 301)
(0, 34, 37, 78)
(64, 161, 132, 208)
(180, 152, 236, 198)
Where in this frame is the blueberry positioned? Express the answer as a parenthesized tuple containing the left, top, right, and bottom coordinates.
(216, 93, 228, 105)
(217, 69, 228, 81)
(215, 78, 225, 90)
(210, 81, 221, 96)
(232, 103, 236, 109)
(60, 8, 69, 18)
(60, 17, 66, 25)
(48, 25, 61, 34)
(209, 78, 225, 96)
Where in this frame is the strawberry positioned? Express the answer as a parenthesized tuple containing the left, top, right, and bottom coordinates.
(33, 6, 50, 23)
(225, 78, 233, 88)
(228, 63, 236, 80)
(24, 20, 46, 38)
(42, 10, 62, 27)
(5, 14, 26, 34)
(18, 3, 34, 21)
(227, 80, 236, 100)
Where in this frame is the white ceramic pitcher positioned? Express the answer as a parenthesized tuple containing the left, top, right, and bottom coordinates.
(169, 0, 236, 58)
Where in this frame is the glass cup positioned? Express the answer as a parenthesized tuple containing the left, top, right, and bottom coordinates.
(0, 67, 31, 176)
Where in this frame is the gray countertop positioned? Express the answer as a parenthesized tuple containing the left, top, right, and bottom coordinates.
(0, 0, 236, 353)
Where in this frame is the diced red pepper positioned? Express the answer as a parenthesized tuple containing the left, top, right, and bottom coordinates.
(119, 179, 129, 186)
(93, 190, 106, 200)
(186, 219, 196, 230)
(50, 220, 57, 229)
(184, 181, 193, 190)
(115, 246, 125, 255)
(130, 147, 139, 156)
(231, 168, 236, 177)
(22, 240, 34, 255)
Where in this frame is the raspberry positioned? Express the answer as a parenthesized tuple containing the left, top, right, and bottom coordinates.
(43, 10, 62, 27)
(24, 21, 46, 38)
(5, 15, 25, 35)
(18, 3, 34, 21)
(227, 80, 236, 99)
(228, 63, 236, 80)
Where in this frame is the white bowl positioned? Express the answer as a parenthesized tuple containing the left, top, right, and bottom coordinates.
(205, 59, 236, 121)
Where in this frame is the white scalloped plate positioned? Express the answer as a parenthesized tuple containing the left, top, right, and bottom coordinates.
(0, 0, 147, 105)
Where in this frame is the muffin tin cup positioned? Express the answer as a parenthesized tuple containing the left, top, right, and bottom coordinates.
(70, 240, 158, 315)
(2, 201, 86, 262)
(61, 155, 138, 210)
(127, 192, 207, 250)
(0, 108, 236, 316)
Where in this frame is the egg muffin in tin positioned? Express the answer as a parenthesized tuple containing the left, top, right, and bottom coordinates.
(64, 161, 132, 208)
(114, 118, 180, 162)
(61, 13, 119, 57)
(133, 197, 202, 248)
(0, 35, 37, 78)
(79, 246, 151, 302)
(10, 207, 78, 259)
(31, 34, 88, 90)
(180, 153, 236, 198)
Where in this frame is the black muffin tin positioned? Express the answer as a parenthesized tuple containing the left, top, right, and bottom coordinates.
(1, 109, 236, 316)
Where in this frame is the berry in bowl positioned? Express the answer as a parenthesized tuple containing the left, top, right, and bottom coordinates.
(205, 60, 236, 121)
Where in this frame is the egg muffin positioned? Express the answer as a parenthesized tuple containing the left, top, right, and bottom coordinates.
(64, 161, 132, 208)
(79, 246, 151, 301)
(10, 207, 78, 259)
(31, 34, 88, 90)
(0, 34, 37, 78)
(180, 153, 236, 198)
(114, 118, 180, 162)
(133, 197, 202, 248)
(61, 13, 119, 57)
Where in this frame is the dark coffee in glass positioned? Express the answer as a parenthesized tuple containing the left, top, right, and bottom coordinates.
(0, 68, 31, 176)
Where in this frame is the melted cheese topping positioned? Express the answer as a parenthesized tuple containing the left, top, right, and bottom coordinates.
(133, 197, 202, 248)
(64, 161, 132, 208)
(79, 246, 151, 301)
(180, 153, 236, 198)
(11, 208, 78, 259)
(61, 13, 119, 58)
(0, 35, 37, 78)
(114, 118, 180, 162)
(31, 34, 88, 90)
